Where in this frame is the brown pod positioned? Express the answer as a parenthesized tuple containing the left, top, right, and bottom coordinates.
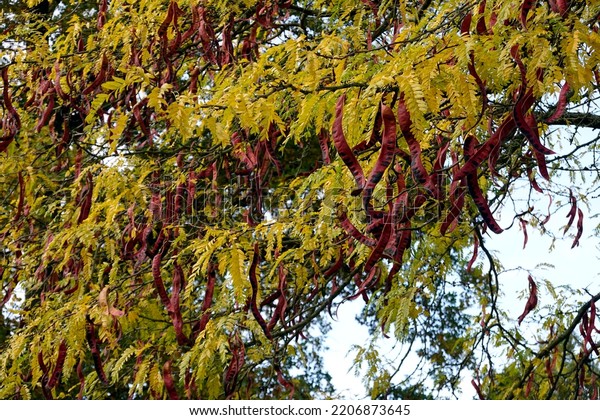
(332, 95, 366, 192)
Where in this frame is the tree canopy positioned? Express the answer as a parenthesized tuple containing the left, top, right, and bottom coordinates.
(1, 0, 599, 399)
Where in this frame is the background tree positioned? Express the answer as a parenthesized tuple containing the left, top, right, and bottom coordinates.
(1, 0, 599, 399)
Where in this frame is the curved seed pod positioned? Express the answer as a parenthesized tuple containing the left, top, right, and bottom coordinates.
(476, 1, 487, 34)
(511, 44, 527, 85)
(572, 208, 583, 248)
(170, 263, 188, 346)
(389, 223, 411, 266)
(53, 60, 68, 101)
(192, 265, 216, 339)
(397, 97, 429, 185)
(555, 0, 568, 15)
(441, 178, 466, 235)
(152, 253, 171, 309)
(348, 266, 379, 301)
(533, 149, 550, 181)
(97, 0, 108, 30)
(525, 371, 534, 397)
(456, 115, 516, 179)
(220, 15, 234, 66)
(460, 12, 472, 36)
(526, 166, 543, 193)
(249, 243, 271, 339)
(46, 340, 67, 389)
(464, 135, 503, 234)
(545, 358, 555, 386)
(268, 259, 288, 331)
(510, 47, 555, 156)
(77, 172, 94, 224)
(468, 52, 487, 112)
(323, 248, 344, 278)
(86, 317, 108, 384)
(363, 104, 397, 216)
(332, 95, 365, 192)
(564, 189, 577, 234)
(318, 128, 331, 164)
(364, 213, 392, 273)
(517, 275, 538, 325)
(546, 82, 570, 123)
(1, 67, 20, 128)
(369, 104, 383, 146)
(337, 209, 377, 247)
(520, 0, 536, 28)
(515, 102, 555, 156)
(541, 194, 553, 225)
(158, 1, 175, 39)
(35, 91, 55, 133)
(186, 170, 197, 214)
(276, 365, 295, 397)
(467, 173, 503, 233)
(38, 351, 49, 376)
(520, 218, 528, 249)
(82, 54, 109, 95)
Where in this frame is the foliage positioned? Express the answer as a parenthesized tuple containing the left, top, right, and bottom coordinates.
(1, 0, 599, 399)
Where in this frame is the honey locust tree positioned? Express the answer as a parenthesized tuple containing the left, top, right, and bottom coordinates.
(1, 0, 600, 400)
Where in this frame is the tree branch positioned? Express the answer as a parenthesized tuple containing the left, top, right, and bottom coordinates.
(547, 112, 600, 130)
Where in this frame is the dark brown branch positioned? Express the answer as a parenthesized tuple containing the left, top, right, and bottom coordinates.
(547, 112, 600, 130)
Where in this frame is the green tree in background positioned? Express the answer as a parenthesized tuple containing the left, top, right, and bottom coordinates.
(1, 0, 599, 399)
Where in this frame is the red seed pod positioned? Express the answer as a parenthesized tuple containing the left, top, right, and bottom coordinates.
(515, 103, 555, 156)
(337, 209, 377, 247)
(77, 172, 94, 224)
(464, 135, 503, 234)
(152, 253, 171, 310)
(249, 243, 271, 339)
(546, 82, 570, 123)
(455, 115, 516, 180)
(170, 263, 188, 346)
(564, 189, 577, 234)
(571, 208, 583, 248)
(82, 54, 109, 95)
(275, 365, 295, 397)
(467, 232, 479, 272)
(520, 218, 528, 249)
(363, 104, 397, 216)
(468, 52, 487, 112)
(97, 0, 108, 30)
(46, 340, 67, 389)
(517, 275, 538, 325)
(318, 128, 331, 164)
(476, 1, 487, 35)
(86, 317, 108, 384)
(364, 213, 392, 273)
(332, 95, 366, 192)
(520, 0, 536, 29)
(35, 91, 55, 133)
(460, 12, 472, 36)
(526, 166, 543, 193)
(397, 97, 429, 185)
(192, 265, 216, 340)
